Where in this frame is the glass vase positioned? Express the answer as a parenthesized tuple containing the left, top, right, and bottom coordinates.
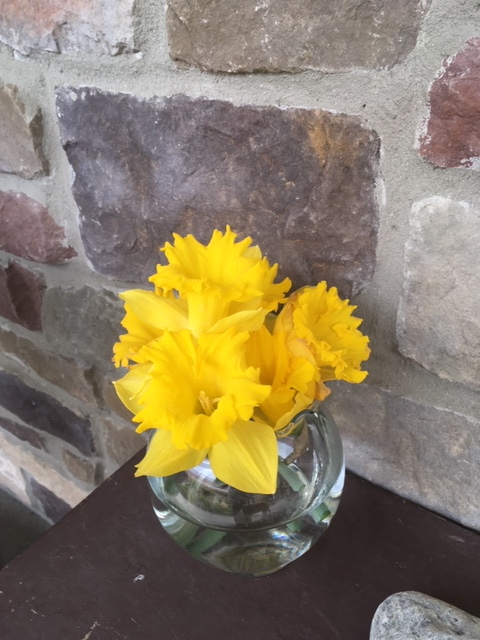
(147, 404, 344, 577)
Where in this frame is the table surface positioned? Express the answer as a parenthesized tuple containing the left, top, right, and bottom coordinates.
(1, 451, 479, 640)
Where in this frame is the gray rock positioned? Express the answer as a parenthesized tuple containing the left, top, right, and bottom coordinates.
(0, 371, 95, 456)
(370, 591, 480, 639)
(56, 88, 380, 297)
(397, 197, 480, 391)
(0, 86, 42, 179)
(167, 0, 431, 73)
(42, 285, 124, 368)
(326, 384, 480, 531)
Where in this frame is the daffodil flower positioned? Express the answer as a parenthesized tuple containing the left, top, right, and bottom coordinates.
(114, 328, 278, 493)
(275, 282, 370, 384)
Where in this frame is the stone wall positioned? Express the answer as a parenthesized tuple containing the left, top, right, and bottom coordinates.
(0, 0, 479, 530)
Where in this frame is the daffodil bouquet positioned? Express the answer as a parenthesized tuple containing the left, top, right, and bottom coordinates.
(113, 227, 370, 495)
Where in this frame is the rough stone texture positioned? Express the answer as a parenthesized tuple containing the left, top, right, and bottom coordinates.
(0, 329, 96, 405)
(326, 383, 480, 531)
(0, 191, 77, 264)
(370, 591, 480, 640)
(102, 417, 144, 469)
(62, 450, 98, 486)
(0, 371, 95, 456)
(0, 261, 46, 331)
(0, 415, 46, 450)
(0, 0, 136, 56)
(27, 475, 71, 522)
(0, 431, 87, 511)
(0, 449, 30, 505)
(397, 197, 480, 391)
(419, 39, 480, 169)
(166, 0, 431, 73)
(0, 85, 42, 179)
(42, 285, 124, 367)
(56, 89, 380, 297)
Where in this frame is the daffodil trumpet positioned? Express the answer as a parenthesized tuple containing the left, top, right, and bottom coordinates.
(113, 226, 370, 494)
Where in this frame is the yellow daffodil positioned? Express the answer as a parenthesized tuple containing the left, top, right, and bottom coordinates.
(275, 282, 370, 384)
(114, 329, 278, 493)
(113, 228, 371, 496)
(246, 325, 330, 432)
(149, 226, 291, 336)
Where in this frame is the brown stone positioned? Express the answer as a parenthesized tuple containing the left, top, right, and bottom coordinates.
(102, 417, 145, 468)
(166, 0, 431, 73)
(419, 39, 480, 169)
(0, 329, 96, 404)
(0, 371, 95, 456)
(0, 85, 42, 179)
(0, 0, 136, 56)
(62, 450, 98, 486)
(56, 89, 380, 297)
(0, 261, 45, 331)
(0, 191, 77, 264)
(42, 286, 124, 367)
(0, 415, 46, 450)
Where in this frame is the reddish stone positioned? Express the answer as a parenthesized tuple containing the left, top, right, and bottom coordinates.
(0, 85, 42, 179)
(0, 191, 77, 264)
(0, 0, 135, 56)
(56, 89, 380, 297)
(419, 39, 480, 169)
(0, 261, 45, 331)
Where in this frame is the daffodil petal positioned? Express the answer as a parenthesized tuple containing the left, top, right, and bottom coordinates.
(135, 429, 208, 477)
(113, 364, 152, 415)
(209, 420, 278, 494)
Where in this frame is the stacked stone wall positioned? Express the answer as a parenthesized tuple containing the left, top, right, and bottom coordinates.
(0, 0, 479, 529)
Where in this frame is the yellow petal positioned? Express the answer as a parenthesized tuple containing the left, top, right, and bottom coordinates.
(113, 364, 152, 415)
(209, 420, 278, 494)
(135, 429, 208, 477)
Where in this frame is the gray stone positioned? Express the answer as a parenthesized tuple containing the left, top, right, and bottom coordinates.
(0, 328, 96, 405)
(0, 191, 77, 264)
(0, 0, 136, 56)
(27, 474, 71, 523)
(419, 39, 480, 169)
(0, 415, 46, 450)
(167, 0, 431, 73)
(56, 89, 380, 297)
(0, 261, 46, 331)
(42, 285, 124, 367)
(102, 417, 145, 468)
(326, 383, 480, 531)
(370, 591, 480, 639)
(397, 197, 480, 391)
(0, 371, 95, 456)
(0, 85, 42, 179)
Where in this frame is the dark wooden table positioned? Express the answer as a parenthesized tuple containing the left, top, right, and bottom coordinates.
(1, 451, 479, 640)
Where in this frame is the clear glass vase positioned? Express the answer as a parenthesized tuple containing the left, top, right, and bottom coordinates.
(147, 404, 344, 577)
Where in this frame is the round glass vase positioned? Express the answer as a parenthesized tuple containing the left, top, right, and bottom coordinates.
(147, 404, 344, 577)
